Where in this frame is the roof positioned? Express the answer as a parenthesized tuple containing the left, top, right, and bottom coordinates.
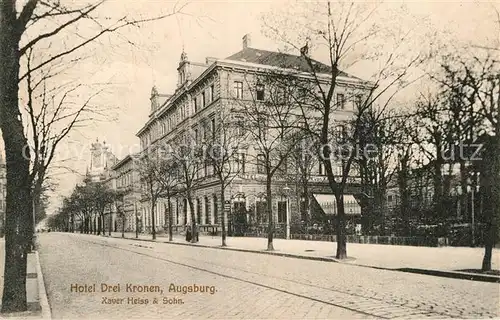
(226, 48, 355, 78)
(111, 154, 134, 171)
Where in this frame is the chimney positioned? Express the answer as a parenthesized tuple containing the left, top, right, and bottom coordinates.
(206, 57, 217, 65)
(242, 34, 251, 49)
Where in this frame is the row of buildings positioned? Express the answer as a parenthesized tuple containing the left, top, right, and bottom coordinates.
(76, 34, 487, 239)
(83, 34, 368, 237)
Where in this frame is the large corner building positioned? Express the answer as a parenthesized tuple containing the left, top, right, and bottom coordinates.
(129, 34, 370, 236)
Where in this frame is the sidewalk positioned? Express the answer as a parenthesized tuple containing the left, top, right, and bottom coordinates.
(0, 238, 48, 319)
(107, 231, 500, 282)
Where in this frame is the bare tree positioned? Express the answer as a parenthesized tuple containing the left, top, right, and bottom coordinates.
(237, 74, 300, 251)
(137, 150, 180, 241)
(91, 182, 116, 236)
(263, 1, 424, 258)
(357, 108, 407, 235)
(205, 107, 247, 246)
(0, 0, 188, 311)
(172, 130, 204, 243)
(434, 48, 499, 270)
(282, 135, 316, 229)
(23, 48, 107, 240)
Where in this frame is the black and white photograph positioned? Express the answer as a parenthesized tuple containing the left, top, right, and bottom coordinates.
(0, 0, 498, 319)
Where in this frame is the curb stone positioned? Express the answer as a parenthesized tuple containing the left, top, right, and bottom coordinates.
(107, 234, 500, 284)
(35, 251, 52, 320)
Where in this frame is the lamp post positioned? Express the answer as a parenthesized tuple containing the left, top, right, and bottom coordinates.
(467, 176, 477, 247)
(283, 184, 291, 240)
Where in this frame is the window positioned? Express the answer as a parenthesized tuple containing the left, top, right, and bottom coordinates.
(336, 125, 346, 143)
(194, 97, 198, 113)
(196, 199, 202, 224)
(256, 201, 266, 223)
(210, 84, 214, 102)
(211, 118, 216, 139)
(319, 160, 325, 175)
(355, 95, 363, 109)
(237, 153, 246, 173)
(202, 91, 206, 108)
(256, 84, 265, 101)
(388, 195, 393, 202)
(234, 81, 243, 99)
(213, 195, 218, 224)
(180, 70, 185, 84)
(257, 154, 265, 174)
(234, 115, 244, 137)
(281, 158, 288, 174)
(194, 128, 199, 143)
(203, 123, 208, 141)
(337, 93, 345, 110)
(277, 201, 287, 223)
(204, 196, 210, 224)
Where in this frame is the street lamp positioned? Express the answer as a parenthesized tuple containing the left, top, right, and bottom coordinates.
(467, 174, 480, 247)
(283, 184, 291, 240)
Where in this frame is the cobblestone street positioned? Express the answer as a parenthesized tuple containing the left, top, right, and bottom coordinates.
(38, 233, 499, 319)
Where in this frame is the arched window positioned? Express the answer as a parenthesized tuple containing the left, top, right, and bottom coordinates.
(213, 195, 218, 224)
(175, 198, 179, 225)
(183, 199, 188, 225)
(196, 198, 202, 224)
(204, 196, 210, 224)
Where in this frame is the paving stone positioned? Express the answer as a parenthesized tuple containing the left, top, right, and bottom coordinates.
(38, 233, 500, 319)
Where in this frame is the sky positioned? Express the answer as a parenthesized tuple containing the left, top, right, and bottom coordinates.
(15, 0, 498, 213)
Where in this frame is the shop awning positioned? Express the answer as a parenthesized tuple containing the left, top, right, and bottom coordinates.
(312, 194, 361, 215)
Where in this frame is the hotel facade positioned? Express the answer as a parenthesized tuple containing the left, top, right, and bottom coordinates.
(128, 35, 372, 236)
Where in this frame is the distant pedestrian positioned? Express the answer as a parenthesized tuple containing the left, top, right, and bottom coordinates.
(185, 225, 192, 242)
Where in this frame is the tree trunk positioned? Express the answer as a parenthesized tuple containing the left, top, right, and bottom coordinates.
(482, 133, 500, 271)
(187, 192, 197, 243)
(109, 207, 112, 236)
(459, 160, 468, 221)
(433, 154, 444, 221)
(266, 175, 274, 251)
(335, 192, 347, 259)
(302, 174, 310, 224)
(166, 196, 173, 242)
(96, 215, 100, 235)
(398, 154, 411, 236)
(101, 214, 105, 236)
(0, 3, 33, 310)
(482, 234, 493, 271)
(220, 184, 227, 247)
(151, 198, 156, 240)
(121, 214, 125, 238)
